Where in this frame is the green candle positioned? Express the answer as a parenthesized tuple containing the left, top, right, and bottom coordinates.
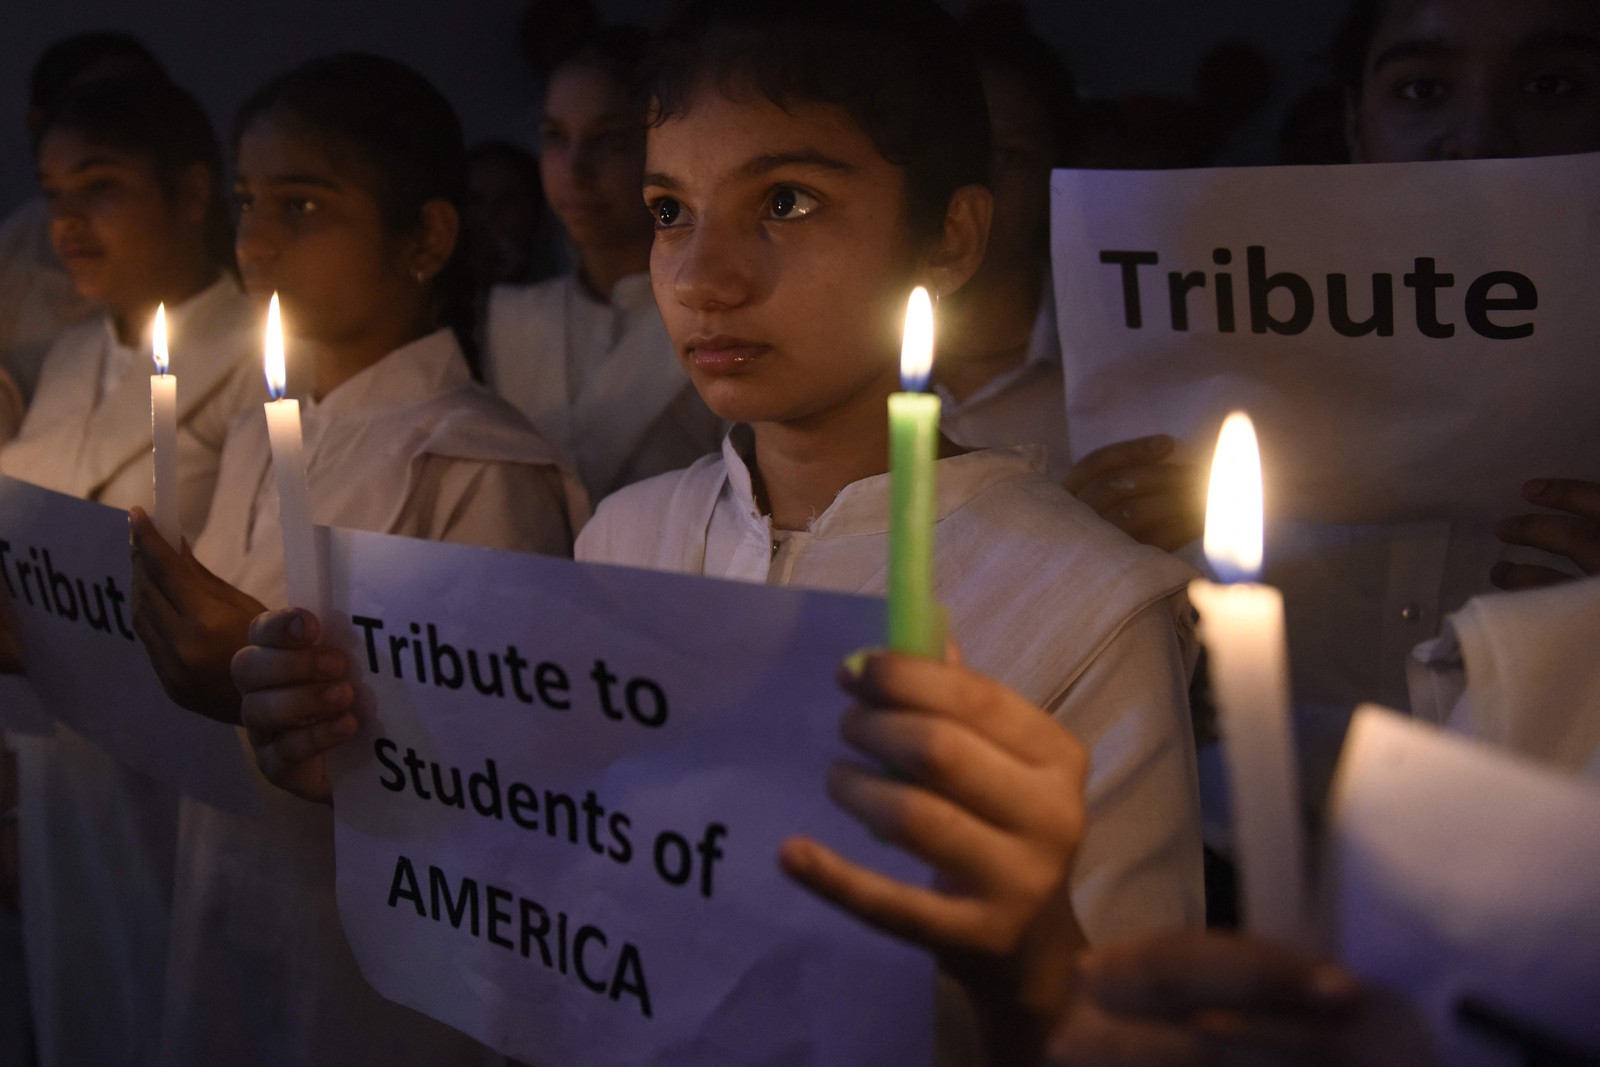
(888, 287, 942, 658)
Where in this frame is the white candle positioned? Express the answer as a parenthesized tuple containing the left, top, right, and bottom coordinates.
(1187, 412, 1309, 945)
(262, 293, 322, 613)
(149, 303, 180, 545)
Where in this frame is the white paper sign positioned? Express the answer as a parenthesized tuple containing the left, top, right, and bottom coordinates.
(326, 528, 935, 1066)
(1052, 154, 1600, 523)
(0, 476, 259, 815)
(1324, 706, 1600, 1066)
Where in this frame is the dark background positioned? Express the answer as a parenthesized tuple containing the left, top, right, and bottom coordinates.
(0, 0, 1352, 211)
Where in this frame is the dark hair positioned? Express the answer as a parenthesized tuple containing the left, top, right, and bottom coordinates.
(646, 0, 991, 242)
(29, 32, 164, 114)
(962, 5, 1079, 167)
(548, 24, 651, 116)
(235, 54, 477, 359)
(1332, 0, 1388, 95)
(467, 139, 544, 197)
(38, 72, 234, 275)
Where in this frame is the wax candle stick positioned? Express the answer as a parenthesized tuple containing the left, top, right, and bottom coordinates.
(262, 293, 322, 613)
(1187, 412, 1309, 945)
(149, 303, 180, 545)
(887, 286, 942, 658)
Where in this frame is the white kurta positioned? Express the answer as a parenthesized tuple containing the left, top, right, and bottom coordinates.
(1262, 517, 1574, 802)
(578, 431, 1205, 939)
(578, 434, 1202, 1066)
(484, 273, 723, 503)
(161, 328, 580, 1067)
(1408, 576, 1600, 778)
(0, 276, 262, 1067)
(938, 285, 1074, 481)
(0, 198, 98, 408)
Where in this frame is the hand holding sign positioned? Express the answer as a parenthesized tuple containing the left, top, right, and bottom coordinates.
(1043, 932, 1433, 1067)
(1063, 435, 1205, 553)
(781, 647, 1088, 1065)
(1493, 478, 1600, 590)
(129, 506, 265, 724)
(233, 606, 357, 804)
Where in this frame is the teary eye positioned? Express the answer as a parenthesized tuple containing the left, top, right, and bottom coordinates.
(767, 187, 819, 220)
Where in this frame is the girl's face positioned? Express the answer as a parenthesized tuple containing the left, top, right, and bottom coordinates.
(644, 90, 923, 427)
(38, 129, 192, 313)
(233, 113, 421, 346)
(1352, 0, 1600, 162)
(540, 64, 651, 252)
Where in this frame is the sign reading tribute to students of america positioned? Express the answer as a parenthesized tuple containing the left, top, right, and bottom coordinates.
(325, 528, 935, 1066)
(1052, 153, 1600, 523)
(0, 475, 260, 813)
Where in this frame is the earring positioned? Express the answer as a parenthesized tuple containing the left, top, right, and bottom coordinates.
(413, 269, 426, 284)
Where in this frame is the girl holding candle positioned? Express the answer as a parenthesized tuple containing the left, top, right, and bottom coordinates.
(127, 54, 581, 1067)
(482, 25, 723, 504)
(233, 3, 1203, 1060)
(1, 71, 264, 1067)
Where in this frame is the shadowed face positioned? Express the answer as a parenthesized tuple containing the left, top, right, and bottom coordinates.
(38, 129, 190, 314)
(540, 63, 650, 252)
(1351, 0, 1600, 162)
(233, 112, 425, 346)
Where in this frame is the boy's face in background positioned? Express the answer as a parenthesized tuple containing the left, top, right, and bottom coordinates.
(643, 88, 922, 428)
(1352, 0, 1600, 162)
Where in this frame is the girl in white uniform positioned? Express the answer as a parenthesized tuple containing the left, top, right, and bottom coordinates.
(127, 55, 582, 1067)
(231, 4, 1203, 1063)
(1, 73, 262, 1067)
(483, 28, 722, 504)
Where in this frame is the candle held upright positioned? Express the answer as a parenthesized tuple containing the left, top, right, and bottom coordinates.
(262, 293, 322, 613)
(887, 286, 942, 658)
(149, 303, 180, 545)
(1187, 412, 1309, 945)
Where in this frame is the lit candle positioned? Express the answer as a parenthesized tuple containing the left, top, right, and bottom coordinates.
(262, 293, 321, 613)
(887, 286, 941, 658)
(149, 303, 180, 545)
(1186, 412, 1309, 945)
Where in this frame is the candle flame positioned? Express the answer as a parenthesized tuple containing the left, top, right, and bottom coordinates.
(152, 303, 169, 375)
(900, 286, 935, 393)
(264, 292, 286, 401)
(1203, 411, 1264, 584)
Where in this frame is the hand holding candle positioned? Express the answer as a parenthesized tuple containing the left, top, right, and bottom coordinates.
(262, 293, 322, 614)
(888, 287, 942, 658)
(1187, 413, 1309, 945)
(149, 303, 180, 545)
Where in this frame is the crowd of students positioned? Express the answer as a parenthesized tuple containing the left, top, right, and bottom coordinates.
(0, 0, 1595, 1064)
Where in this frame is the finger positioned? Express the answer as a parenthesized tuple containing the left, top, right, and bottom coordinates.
(1522, 478, 1600, 521)
(826, 760, 1018, 886)
(840, 653, 1084, 768)
(246, 607, 323, 649)
(258, 714, 360, 768)
(240, 681, 355, 743)
(231, 642, 347, 693)
(1087, 933, 1361, 1021)
(129, 506, 192, 608)
(1495, 514, 1600, 572)
(840, 705, 1078, 836)
(1490, 562, 1576, 592)
(1128, 516, 1204, 554)
(778, 835, 990, 950)
(1117, 496, 1205, 549)
(1064, 435, 1175, 495)
(1075, 463, 1200, 517)
(1046, 999, 1219, 1067)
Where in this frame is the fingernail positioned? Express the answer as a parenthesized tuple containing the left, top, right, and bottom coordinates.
(288, 612, 306, 641)
(325, 682, 353, 707)
(334, 715, 359, 738)
(840, 649, 871, 681)
(1525, 479, 1549, 497)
